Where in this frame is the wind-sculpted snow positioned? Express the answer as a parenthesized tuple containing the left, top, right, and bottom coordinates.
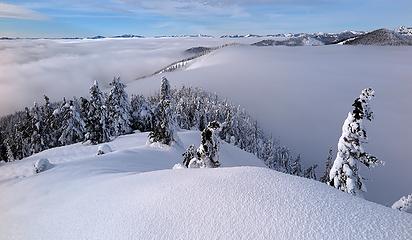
(0, 131, 410, 239)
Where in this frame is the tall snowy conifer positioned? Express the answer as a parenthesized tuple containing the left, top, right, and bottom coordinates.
(329, 88, 383, 196)
(106, 77, 132, 136)
(84, 81, 111, 144)
(0, 131, 6, 161)
(30, 102, 46, 154)
(262, 137, 276, 169)
(303, 164, 318, 180)
(131, 95, 153, 132)
(59, 99, 86, 145)
(320, 148, 334, 183)
(290, 155, 302, 176)
(148, 77, 175, 145)
(42, 95, 59, 148)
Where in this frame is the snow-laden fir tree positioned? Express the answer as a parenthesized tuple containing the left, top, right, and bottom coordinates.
(148, 77, 175, 145)
(131, 95, 153, 132)
(5, 138, 16, 162)
(84, 81, 111, 144)
(30, 102, 46, 154)
(320, 148, 334, 183)
(41, 95, 58, 148)
(392, 194, 412, 212)
(303, 164, 318, 180)
(277, 146, 291, 173)
(176, 98, 191, 130)
(290, 154, 302, 176)
(182, 144, 196, 168)
(0, 131, 7, 161)
(189, 121, 222, 168)
(329, 88, 383, 196)
(58, 99, 86, 145)
(106, 77, 132, 136)
(261, 137, 276, 169)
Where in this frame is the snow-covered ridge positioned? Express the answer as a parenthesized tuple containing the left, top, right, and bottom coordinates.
(0, 131, 410, 240)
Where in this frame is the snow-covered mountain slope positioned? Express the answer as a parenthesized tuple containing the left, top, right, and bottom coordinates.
(127, 45, 412, 206)
(251, 36, 324, 46)
(343, 29, 412, 46)
(0, 131, 411, 240)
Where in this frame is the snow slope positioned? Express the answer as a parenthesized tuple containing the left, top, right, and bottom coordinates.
(0, 131, 411, 240)
(127, 45, 412, 206)
(0, 131, 412, 240)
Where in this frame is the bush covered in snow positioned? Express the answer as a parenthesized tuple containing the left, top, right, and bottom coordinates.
(97, 144, 112, 155)
(392, 194, 412, 212)
(33, 158, 54, 174)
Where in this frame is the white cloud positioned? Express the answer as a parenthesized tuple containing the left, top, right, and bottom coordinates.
(0, 3, 47, 20)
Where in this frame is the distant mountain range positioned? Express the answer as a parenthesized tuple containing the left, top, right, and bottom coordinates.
(1, 27, 412, 46)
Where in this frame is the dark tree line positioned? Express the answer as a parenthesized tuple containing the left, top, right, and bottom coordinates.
(0, 76, 318, 179)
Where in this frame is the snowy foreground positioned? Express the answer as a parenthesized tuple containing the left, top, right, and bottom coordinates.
(0, 131, 411, 240)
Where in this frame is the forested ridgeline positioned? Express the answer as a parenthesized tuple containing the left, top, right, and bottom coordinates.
(0, 77, 317, 178)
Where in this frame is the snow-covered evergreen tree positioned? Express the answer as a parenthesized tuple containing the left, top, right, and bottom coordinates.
(303, 164, 318, 180)
(30, 102, 46, 154)
(131, 95, 153, 132)
(320, 148, 334, 183)
(106, 77, 132, 136)
(5, 138, 16, 162)
(392, 194, 412, 212)
(58, 99, 86, 145)
(182, 144, 196, 168)
(190, 121, 222, 168)
(148, 77, 175, 145)
(84, 81, 111, 144)
(290, 155, 302, 176)
(277, 146, 291, 173)
(261, 137, 276, 169)
(0, 131, 7, 161)
(329, 88, 383, 196)
(41, 95, 58, 148)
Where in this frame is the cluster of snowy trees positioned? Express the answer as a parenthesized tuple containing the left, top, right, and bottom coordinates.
(0, 76, 318, 179)
(0, 77, 131, 161)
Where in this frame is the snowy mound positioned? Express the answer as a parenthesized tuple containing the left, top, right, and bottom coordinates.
(97, 144, 112, 155)
(33, 158, 54, 174)
(1, 167, 411, 240)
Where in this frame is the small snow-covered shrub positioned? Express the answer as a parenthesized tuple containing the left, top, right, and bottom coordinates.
(182, 145, 196, 168)
(33, 159, 54, 174)
(188, 158, 206, 168)
(172, 163, 185, 169)
(97, 144, 112, 155)
(392, 194, 412, 212)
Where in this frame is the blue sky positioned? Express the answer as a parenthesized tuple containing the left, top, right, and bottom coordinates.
(0, 0, 411, 37)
